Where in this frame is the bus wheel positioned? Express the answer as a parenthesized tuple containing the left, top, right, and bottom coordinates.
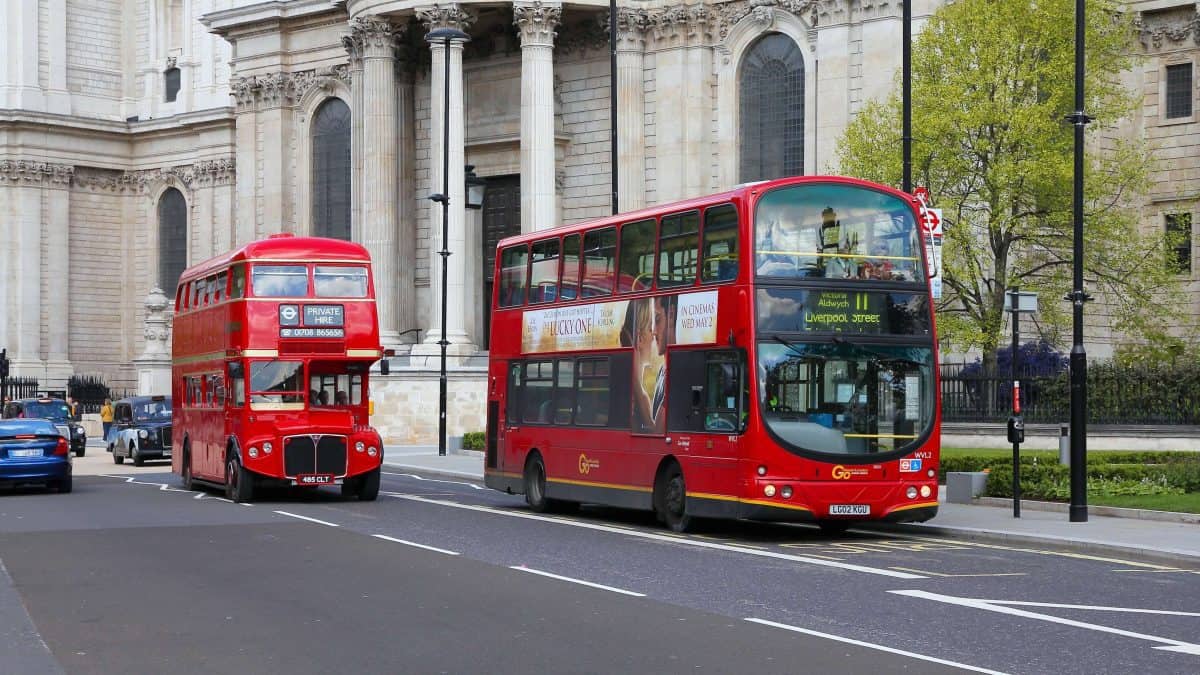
(131, 443, 144, 467)
(180, 446, 194, 491)
(817, 520, 850, 535)
(357, 468, 380, 502)
(225, 452, 254, 503)
(524, 453, 550, 512)
(655, 464, 693, 533)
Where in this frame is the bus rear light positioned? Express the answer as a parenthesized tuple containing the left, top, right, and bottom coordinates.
(263, 442, 273, 454)
(920, 485, 932, 498)
(763, 485, 776, 497)
(355, 441, 365, 453)
(248, 446, 259, 459)
(906, 486, 918, 499)
(367, 447, 378, 457)
(781, 486, 793, 499)
(757, 465, 767, 476)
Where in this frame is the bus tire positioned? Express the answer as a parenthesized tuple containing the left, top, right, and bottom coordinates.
(180, 444, 194, 491)
(655, 463, 693, 533)
(132, 443, 144, 467)
(225, 452, 254, 503)
(357, 468, 380, 502)
(523, 453, 551, 512)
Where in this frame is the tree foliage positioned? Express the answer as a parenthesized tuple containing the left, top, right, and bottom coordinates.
(835, 0, 1186, 367)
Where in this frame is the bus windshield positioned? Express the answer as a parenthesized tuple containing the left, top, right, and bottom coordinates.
(252, 265, 308, 297)
(755, 183, 923, 281)
(757, 340, 934, 457)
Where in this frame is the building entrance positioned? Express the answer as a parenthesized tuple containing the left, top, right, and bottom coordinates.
(481, 175, 521, 348)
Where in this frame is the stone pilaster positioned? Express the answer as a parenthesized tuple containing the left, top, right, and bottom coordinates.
(350, 16, 404, 348)
(515, 2, 562, 232)
(415, 5, 476, 356)
(614, 8, 649, 212)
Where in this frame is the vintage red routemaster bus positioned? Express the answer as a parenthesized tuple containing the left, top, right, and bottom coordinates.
(171, 234, 386, 502)
(484, 176, 940, 532)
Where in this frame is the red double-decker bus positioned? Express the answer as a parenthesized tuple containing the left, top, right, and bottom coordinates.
(484, 176, 940, 532)
(171, 234, 386, 502)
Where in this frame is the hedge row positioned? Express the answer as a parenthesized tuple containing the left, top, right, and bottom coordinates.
(939, 451, 1193, 479)
(461, 432, 486, 450)
(946, 454, 1200, 500)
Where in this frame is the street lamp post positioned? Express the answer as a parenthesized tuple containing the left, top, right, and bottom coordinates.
(426, 26, 470, 457)
(1066, 0, 1091, 522)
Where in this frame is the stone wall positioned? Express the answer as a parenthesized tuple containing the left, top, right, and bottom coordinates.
(370, 367, 488, 445)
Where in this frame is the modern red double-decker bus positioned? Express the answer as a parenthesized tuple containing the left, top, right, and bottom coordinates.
(171, 234, 386, 502)
(484, 176, 940, 532)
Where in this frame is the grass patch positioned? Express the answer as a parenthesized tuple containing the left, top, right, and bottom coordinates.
(1089, 492, 1200, 514)
(942, 447, 1058, 461)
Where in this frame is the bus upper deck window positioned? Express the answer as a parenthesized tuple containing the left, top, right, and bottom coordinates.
(560, 234, 581, 301)
(702, 204, 739, 283)
(618, 218, 657, 293)
(499, 244, 529, 308)
(230, 264, 246, 299)
(582, 227, 617, 298)
(529, 238, 560, 304)
(314, 266, 369, 297)
(251, 264, 309, 297)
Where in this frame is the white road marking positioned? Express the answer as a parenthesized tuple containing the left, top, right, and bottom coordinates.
(746, 618, 1009, 675)
(383, 492, 924, 580)
(892, 590, 1200, 656)
(273, 510, 340, 527)
(371, 534, 459, 556)
(382, 472, 486, 490)
(510, 566, 645, 597)
(982, 599, 1200, 617)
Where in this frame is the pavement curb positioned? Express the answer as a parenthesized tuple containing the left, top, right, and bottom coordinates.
(855, 521, 1200, 567)
(972, 496, 1200, 524)
(380, 462, 483, 482)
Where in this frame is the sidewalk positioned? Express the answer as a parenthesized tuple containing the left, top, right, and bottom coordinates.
(382, 446, 1200, 566)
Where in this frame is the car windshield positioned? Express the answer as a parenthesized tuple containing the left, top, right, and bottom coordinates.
(133, 399, 172, 421)
(22, 401, 72, 422)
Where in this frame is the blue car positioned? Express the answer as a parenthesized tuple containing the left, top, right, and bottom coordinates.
(0, 418, 73, 493)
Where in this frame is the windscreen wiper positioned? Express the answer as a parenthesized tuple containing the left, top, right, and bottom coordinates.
(831, 335, 923, 367)
(772, 335, 824, 361)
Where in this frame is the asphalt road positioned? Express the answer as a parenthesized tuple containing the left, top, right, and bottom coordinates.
(1, 449, 1197, 674)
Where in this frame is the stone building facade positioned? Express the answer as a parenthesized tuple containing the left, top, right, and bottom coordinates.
(1, 0, 1198, 442)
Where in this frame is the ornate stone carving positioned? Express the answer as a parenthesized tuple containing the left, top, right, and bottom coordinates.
(514, 2, 562, 47)
(72, 167, 141, 192)
(648, 5, 717, 48)
(194, 158, 236, 187)
(603, 7, 650, 51)
(714, 0, 820, 40)
(416, 4, 476, 34)
(139, 287, 173, 359)
(0, 160, 74, 186)
(230, 67, 352, 111)
(350, 15, 403, 57)
(557, 17, 607, 56)
(1137, 9, 1200, 50)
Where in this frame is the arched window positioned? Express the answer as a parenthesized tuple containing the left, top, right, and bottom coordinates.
(158, 187, 188, 293)
(739, 33, 805, 182)
(311, 98, 352, 241)
(164, 67, 181, 103)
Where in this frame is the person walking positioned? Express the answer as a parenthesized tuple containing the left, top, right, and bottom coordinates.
(100, 398, 114, 442)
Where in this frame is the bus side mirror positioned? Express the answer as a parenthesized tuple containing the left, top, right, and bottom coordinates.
(690, 386, 703, 414)
(380, 359, 390, 376)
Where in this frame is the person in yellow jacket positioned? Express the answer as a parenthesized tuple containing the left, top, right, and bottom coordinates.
(100, 398, 114, 442)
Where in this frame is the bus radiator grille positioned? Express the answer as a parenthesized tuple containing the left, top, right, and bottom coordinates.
(317, 436, 347, 475)
(283, 435, 347, 477)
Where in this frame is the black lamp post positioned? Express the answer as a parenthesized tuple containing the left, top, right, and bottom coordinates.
(1066, 0, 1091, 522)
(902, 0, 911, 193)
(426, 26, 470, 457)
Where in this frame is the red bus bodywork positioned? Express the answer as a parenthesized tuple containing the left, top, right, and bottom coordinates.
(484, 176, 941, 530)
(171, 234, 385, 500)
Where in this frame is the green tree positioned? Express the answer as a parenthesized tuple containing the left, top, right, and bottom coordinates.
(836, 0, 1185, 372)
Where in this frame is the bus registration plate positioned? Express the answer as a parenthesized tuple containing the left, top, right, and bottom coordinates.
(829, 504, 870, 516)
(295, 474, 334, 486)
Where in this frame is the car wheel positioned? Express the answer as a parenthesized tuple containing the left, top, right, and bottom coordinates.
(113, 452, 124, 465)
(225, 452, 254, 503)
(54, 471, 73, 494)
(357, 468, 380, 502)
(75, 446, 85, 458)
(655, 463, 693, 533)
(132, 443, 145, 467)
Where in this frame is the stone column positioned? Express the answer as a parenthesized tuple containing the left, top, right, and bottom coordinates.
(43, 182, 72, 382)
(231, 77, 259, 245)
(615, 8, 648, 212)
(350, 16, 403, 347)
(396, 67, 418, 349)
(514, 2, 561, 232)
(132, 288, 173, 396)
(415, 5, 475, 357)
(649, 6, 715, 202)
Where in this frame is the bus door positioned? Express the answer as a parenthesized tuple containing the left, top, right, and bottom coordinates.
(666, 350, 744, 494)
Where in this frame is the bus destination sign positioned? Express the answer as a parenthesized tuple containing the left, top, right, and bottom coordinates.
(279, 304, 345, 338)
(756, 288, 930, 335)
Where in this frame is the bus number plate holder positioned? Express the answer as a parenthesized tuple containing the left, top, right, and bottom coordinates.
(829, 504, 870, 516)
(295, 474, 334, 486)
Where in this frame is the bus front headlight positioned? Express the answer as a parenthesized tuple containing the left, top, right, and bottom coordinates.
(263, 442, 273, 454)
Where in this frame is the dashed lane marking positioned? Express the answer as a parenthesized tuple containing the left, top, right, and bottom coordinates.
(99, 474, 252, 506)
(889, 567, 1028, 578)
(745, 617, 1009, 674)
(372, 534, 459, 556)
(511, 566, 645, 597)
(892, 590, 1200, 656)
(383, 492, 926, 580)
(273, 510, 339, 527)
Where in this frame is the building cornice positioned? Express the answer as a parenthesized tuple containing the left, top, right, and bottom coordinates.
(202, 0, 343, 37)
(0, 160, 74, 187)
(73, 158, 237, 193)
(231, 66, 353, 111)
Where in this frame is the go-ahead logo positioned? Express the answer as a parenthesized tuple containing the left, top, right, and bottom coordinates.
(578, 454, 600, 475)
(831, 465, 852, 480)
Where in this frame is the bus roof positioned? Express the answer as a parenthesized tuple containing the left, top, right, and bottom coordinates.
(497, 175, 914, 247)
(179, 234, 372, 283)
